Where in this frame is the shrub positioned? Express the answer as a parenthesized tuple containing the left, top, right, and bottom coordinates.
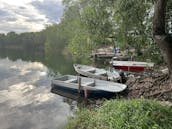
(64, 99, 172, 129)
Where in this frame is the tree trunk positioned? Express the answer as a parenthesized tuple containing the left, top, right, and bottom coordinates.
(153, 0, 172, 79)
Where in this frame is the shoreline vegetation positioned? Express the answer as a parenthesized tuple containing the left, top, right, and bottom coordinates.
(64, 99, 172, 129)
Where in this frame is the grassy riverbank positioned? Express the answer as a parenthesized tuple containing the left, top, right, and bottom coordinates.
(64, 99, 172, 129)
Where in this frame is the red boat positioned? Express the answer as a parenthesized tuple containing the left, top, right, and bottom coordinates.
(110, 61, 154, 73)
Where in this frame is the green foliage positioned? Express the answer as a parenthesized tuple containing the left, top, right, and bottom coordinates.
(64, 99, 172, 129)
(61, 0, 124, 60)
(81, 0, 114, 43)
(60, 1, 93, 60)
(136, 43, 163, 64)
(60, 0, 161, 61)
(113, 0, 152, 48)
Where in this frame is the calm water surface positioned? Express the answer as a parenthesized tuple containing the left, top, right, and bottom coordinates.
(0, 58, 75, 129)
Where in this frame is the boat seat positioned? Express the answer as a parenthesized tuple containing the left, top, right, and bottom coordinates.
(82, 82, 95, 87)
(94, 71, 107, 76)
(65, 78, 77, 83)
(83, 68, 95, 72)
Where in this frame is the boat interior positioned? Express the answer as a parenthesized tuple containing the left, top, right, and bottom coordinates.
(65, 78, 78, 83)
(83, 68, 107, 76)
(83, 68, 96, 73)
(57, 75, 96, 86)
(82, 81, 95, 87)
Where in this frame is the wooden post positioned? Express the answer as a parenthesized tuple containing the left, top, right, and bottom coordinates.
(83, 88, 89, 104)
(84, 89, 88, 99)
(78, 76, 81, 93)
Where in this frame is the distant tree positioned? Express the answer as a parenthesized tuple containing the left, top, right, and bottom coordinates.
(61, 0, 93, 60)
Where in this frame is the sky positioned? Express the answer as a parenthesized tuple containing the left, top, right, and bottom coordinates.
(0, 0, 64, 33)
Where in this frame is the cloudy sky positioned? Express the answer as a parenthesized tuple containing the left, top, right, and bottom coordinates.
(0, 0, 64, 33)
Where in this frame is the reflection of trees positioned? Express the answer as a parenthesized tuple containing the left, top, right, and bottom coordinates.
(0, 26, 74, 75)
(0, 48, 74, 75)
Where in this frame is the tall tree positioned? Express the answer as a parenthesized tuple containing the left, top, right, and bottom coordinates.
(153, 0, 172, 79)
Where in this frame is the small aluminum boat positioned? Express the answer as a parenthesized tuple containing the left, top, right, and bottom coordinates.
(51, 75, 127, 99)
(73, 64, 121, 82)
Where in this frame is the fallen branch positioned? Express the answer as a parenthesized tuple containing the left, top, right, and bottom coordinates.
(146, 88, 172, 98)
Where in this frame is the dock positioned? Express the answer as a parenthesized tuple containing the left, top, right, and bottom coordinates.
(90, 47, 114, 61)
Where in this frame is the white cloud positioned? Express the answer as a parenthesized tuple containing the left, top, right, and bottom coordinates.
(31, 0, 64, 23)
(0, 0, 64, 33)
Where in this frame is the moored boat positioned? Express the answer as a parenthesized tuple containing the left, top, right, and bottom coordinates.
(73, 64, 121, 82)
(110, 61, 154, 73)
(51, 75, 127, 99)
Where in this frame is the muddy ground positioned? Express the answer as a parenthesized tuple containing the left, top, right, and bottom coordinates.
(119, 65, 172, 108)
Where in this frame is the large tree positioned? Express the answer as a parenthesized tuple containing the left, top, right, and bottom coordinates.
(153, 0, 172, 79)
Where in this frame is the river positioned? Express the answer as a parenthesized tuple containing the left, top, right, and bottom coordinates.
(0, 57, 76, 129)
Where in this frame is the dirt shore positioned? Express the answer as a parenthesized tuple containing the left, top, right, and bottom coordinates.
(124, 65, 172, 106)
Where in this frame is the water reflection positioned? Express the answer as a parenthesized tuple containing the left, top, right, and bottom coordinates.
(0, 58, 73, 129)
(0, 48, 75, 75)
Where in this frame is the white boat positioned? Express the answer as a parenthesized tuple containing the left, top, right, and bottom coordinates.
(110, 60, 154, 73)
(51, 75, 127, 99)
(73, 64, 121, 82)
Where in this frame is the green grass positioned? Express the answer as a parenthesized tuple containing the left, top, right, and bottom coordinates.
(64, 99, 172, 129)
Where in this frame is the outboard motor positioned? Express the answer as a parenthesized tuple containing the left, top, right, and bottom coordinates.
(119, 70, 127, 83)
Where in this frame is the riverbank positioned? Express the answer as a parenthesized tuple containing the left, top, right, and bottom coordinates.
(63, 63, 172, 129)
(125, 65, 172, 101)
(64, 99, 172, 129)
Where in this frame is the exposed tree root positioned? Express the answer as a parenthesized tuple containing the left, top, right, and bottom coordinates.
(126, 71, 172, 102)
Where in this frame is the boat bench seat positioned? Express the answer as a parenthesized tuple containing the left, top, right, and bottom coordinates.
(82, 82, 95, 87)
(83, 68, 95, 72)
(65, 78, 77, 83)
(94, 71, 107, 76)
